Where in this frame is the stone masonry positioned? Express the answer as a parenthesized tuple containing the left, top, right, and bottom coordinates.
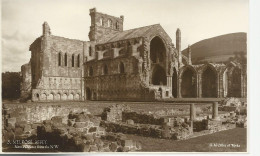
(21, 8, 247, 102)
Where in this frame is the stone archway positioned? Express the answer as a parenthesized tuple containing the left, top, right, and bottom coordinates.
(181, 68, 197, 98)
(172, 68, 178, 97)
(55, 93, 61, 101)
(61, 93, 67, 100)
(202, 66, 218, 97)
(68, 94, 74, 100)
(230, 67, 241, 97)
(41, 93, 47, 101)
(47, 93, 54, 101)
(74, 94, 80, 100)
(151, 65, 167, 85)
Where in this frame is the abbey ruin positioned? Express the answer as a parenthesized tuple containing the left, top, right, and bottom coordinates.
(20, 8, 247, 102)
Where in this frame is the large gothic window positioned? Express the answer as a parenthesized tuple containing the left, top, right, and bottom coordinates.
(150, 37, 165, 63)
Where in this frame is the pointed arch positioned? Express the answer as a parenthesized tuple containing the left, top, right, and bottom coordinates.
(223, 63, 242, 97)
(150, 36, 166, 64)
(201, 64, 218, 97)
(179, 65, 197, 98)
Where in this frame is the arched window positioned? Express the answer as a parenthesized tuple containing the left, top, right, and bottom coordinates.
(103, 64, 108, 75)
(58, 52, 61, 66)
(108, 19, 112, 28)
(89, 66, 93, 76)
(119, 62, 125, 73)
(64, 53, 67, 66)
(116, 21, 119, 29)
(77, 54, 80, 67)
(72, 54, 74, 67)
(100, 17, 104, 26)
(89, 46, 92, 56)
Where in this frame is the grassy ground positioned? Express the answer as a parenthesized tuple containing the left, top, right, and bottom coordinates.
(126, 128, 247, 152)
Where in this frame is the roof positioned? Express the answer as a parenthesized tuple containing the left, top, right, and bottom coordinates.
(98, 24, 161, 44)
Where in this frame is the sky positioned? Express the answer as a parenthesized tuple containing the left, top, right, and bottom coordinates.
(1, 0, 248, 72)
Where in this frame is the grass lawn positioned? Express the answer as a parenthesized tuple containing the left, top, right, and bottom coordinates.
(126, 128, 247, 152)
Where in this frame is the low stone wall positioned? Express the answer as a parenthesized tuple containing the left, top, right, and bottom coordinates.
(2, 107, 142, 152)
(3, 103, 89, 123)
(100, 121, 193, 140)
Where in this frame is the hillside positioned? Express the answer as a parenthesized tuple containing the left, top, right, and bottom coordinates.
(182, 32, 247, 64)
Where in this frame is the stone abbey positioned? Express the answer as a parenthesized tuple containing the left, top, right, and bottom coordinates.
(20, 8, 247, 102)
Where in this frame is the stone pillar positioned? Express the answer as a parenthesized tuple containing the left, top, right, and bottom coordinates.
(216, 73, 220, 98)
(167, 76, 172, 87)
(197, 73, 202, 98)
(218, 73, 223, 98)
(190, 103, 196, 121)
(177, 77, 182, 98)
(212, 102, 219, 120)
(190, 103, 196, 133)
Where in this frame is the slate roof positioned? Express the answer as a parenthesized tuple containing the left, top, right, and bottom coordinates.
(98, 24, 161, 44)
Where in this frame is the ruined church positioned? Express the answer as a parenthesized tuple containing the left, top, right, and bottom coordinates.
(20, 8, 247, 102)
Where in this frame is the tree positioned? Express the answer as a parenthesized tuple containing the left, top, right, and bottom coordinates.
(2, 72, 21, 100)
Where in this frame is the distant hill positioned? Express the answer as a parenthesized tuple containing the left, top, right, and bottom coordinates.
(182, 32, 247, 64)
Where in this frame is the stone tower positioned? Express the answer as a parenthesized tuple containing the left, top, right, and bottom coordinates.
(176, 28, 182, 66)
(88, 8, 124, 42)
(42, 22, 51, 36)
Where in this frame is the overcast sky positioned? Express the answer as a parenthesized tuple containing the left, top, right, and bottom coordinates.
(1, 0, 248, 72)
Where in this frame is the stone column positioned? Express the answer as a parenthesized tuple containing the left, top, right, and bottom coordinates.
(177, 77, 182, 98)
(190, 103, 196, 133)
(218, 73, 223, 98)
(197, 73, 202, 98)
(167, 76, 172, 87)
(190, 103, 196, 121)
(212, 102, 219, 120)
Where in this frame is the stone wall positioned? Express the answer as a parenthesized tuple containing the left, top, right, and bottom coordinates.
(28, 25, 88, 102)
(2, 103, 142, 152)
(3, 103, 89, 124)
(20, 62, 32, 101)
(88, 8, 124, 42)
